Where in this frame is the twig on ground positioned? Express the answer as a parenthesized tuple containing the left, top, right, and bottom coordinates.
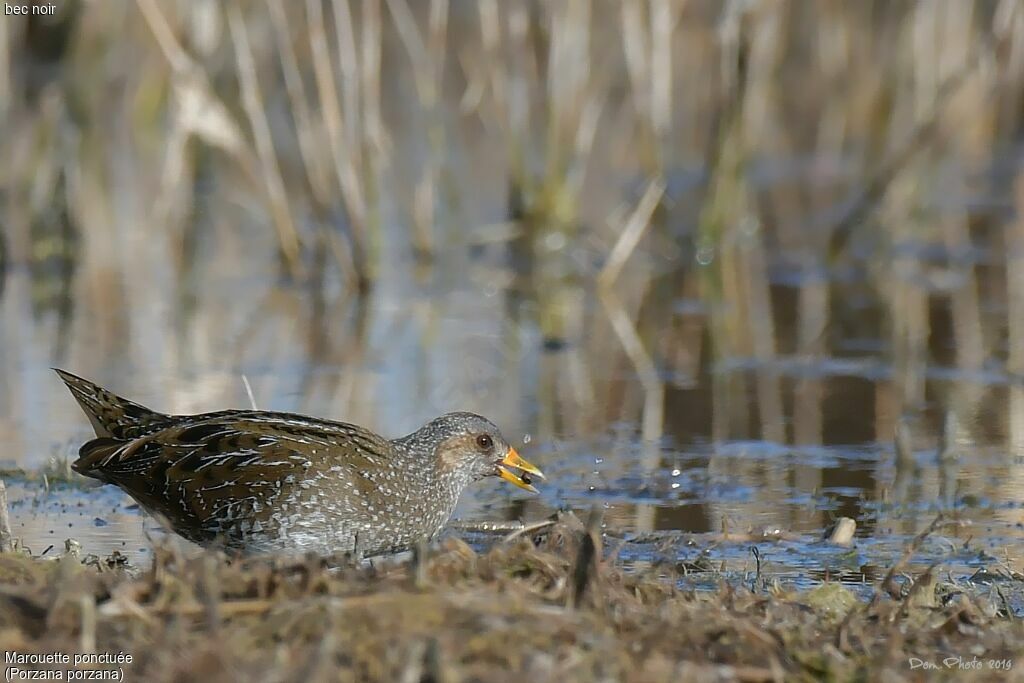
(241, 374, 258, 410)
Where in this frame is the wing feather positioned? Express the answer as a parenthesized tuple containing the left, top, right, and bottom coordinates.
(71, 411, 395, 546)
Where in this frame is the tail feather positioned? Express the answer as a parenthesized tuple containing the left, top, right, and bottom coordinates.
(54, 369, 169, 441)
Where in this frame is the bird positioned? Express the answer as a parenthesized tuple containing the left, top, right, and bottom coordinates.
(55, 369, 544, 557)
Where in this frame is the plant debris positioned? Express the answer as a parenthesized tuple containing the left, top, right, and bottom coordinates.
(0, 512, 1021, 682)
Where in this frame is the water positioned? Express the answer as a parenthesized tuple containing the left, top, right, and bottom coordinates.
(4, 257, 1024, 587)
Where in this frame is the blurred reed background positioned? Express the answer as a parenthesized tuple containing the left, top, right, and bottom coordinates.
(3, 0, 1024, 566)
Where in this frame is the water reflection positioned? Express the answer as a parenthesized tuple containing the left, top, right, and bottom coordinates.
(4, 228, 1024, 573)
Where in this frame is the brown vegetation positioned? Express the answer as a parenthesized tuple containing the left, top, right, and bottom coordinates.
(1, 514, 1022, 682)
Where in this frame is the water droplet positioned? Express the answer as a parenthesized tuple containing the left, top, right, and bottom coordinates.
(671, 468, 681, 476)
(588, 485, 596, 492)
(595, 458, 604, 464)
(522, 434, 532, 444)
(671, 483, 680, 489)
(696, 245, 715, 266)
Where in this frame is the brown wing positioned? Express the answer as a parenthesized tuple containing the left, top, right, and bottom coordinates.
(73, 412, 395, 546)
(74, 417, 315, 543)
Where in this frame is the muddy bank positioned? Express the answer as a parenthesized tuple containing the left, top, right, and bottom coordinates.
(0, 513, 1021, 682)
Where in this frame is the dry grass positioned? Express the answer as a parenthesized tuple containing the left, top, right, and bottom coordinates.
(0, 514, 1022, 682)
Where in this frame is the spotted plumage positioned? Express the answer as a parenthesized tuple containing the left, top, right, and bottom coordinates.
(56, 369, 544, 557)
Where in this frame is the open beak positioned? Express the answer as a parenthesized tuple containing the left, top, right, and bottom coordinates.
(497, 447, 545, 494)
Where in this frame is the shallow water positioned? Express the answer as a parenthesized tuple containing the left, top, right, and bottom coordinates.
(4, 259, 1024, 586)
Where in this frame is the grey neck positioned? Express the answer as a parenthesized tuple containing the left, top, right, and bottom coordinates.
(391, 429, 474, 501)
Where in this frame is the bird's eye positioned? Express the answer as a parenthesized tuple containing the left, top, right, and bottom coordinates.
(476, 434, 494, 450)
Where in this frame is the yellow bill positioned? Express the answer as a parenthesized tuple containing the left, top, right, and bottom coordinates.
(497, 447, 545, 493)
